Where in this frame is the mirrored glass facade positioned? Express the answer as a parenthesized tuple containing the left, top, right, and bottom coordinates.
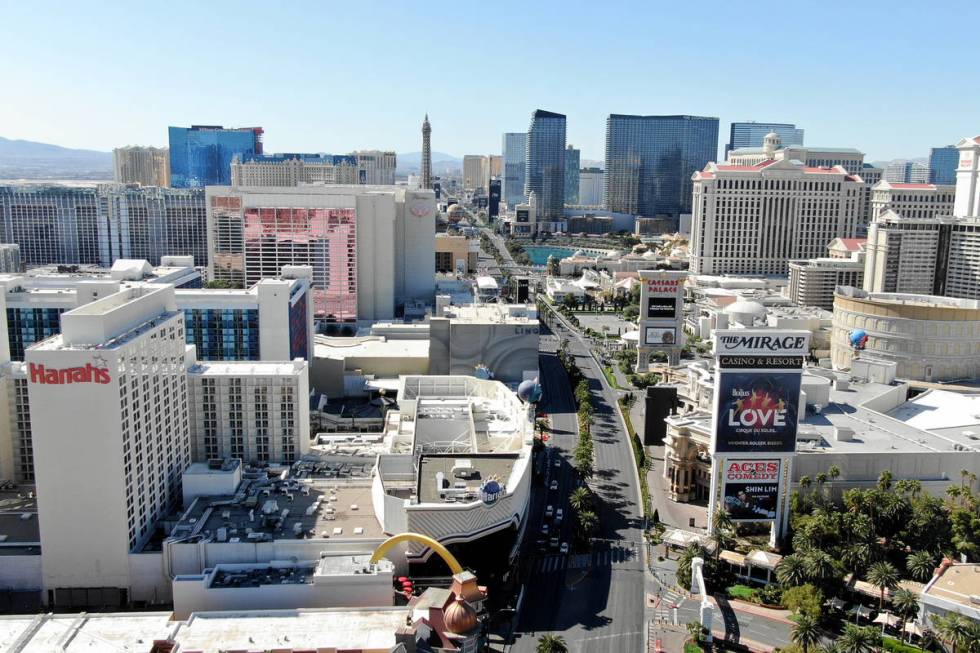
(726, 121, 804, 157)
(169, 126, 263, 188)
(604, 114, 718, 219)
(525, 110, 566, 220)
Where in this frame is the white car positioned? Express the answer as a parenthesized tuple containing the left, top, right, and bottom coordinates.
(555, 508, 564, 523)
(549, 480, 558, 491)
(545, 505, 554, 518)
(553, 459, 560, 468)
(559, 542, 569, 554)
(540, 524, 549, 535)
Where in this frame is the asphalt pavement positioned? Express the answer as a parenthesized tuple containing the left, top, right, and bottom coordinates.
(508, 308, 645, 653)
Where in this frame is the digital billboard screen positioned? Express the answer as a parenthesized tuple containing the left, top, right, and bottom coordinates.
(645, 327, 676, 346)
(723, 459, 780, 521)
(714, 371, 801, 453)
(646, 298, 676, 318)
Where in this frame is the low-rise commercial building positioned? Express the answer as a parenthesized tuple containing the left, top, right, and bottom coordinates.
(660, 360, 980, 507)
(312, 303, 539, 396)
(919, 560, 980, 627)
(788, 240, 865, 310)
(833, 286, 980, 382)
(435, 233, 479, 273)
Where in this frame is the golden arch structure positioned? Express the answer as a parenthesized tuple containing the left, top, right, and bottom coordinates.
(370, 532, 463, 575)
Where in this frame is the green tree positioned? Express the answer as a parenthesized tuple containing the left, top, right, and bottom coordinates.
(803, 550, 841, 591)
(203, 278, 235, 289)
(686, 621, 708, 645)
(536, 634, 569, 653)
(569, 487, 593, 513)
(791, 613, 822, 653)
(776, 554, 808, 587)
(576, 510, 598, 541)
(677, 543, 706, 591)
(710, 509, 734, 557)
(931, 612, 973, 653)
(890, 588, 920, 637)
(782, 584, 823, 619)
(837, 624, 880, 653)
(866, 561, 899, 610)
(547, 255, 560, 277)
(905, 551, 935, 583)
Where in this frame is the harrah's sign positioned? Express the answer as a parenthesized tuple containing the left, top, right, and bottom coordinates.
(29, 362, 111, 385)
(715, 330, 809, 357)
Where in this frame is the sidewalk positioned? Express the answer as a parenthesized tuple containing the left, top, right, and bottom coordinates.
(710, 596, 795, 625)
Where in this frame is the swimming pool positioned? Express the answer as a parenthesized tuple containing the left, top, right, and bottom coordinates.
(523, 246, 576, 266)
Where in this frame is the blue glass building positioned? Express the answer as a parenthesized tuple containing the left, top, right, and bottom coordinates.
(169, 125, 263, 188)
(565, 145, 580, 204)
(726, 121, 804, 157)
(524, 110, 566, 220)
(929, 146, 959, 185)
(6, 307, 65, 360)
(604, 115, 718, 218)
(502, 133, 527, 208)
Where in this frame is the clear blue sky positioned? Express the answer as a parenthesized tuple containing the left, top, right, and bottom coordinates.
(3, 0, 978, 162)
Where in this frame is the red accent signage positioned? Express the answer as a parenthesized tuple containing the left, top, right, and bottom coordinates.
(725, 460, 779, 481)
(28, 363, 111, 385)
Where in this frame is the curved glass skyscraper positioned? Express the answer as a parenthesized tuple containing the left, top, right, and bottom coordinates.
(604, 114, 718, 219)
(524, 110, 566, 220)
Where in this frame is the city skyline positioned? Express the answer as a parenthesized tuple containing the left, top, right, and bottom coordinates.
(2, 2, 978, 162)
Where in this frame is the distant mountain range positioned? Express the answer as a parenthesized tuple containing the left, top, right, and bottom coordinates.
(396, 151, 461, 175)
(0, 137, 113, 180)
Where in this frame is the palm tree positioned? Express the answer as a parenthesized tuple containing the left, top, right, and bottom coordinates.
(569, 487, 592, 512)
(776, 554, 808, 587)
(710, 509, 734, 556)
(536, 634, 569, 653)
(677, 543, 705, 591)
(906, 551, 935, 583)
(838, 623, 880, 653)
(576, 510, 598, 540)
(877, 470, 893, 491)
(828, 465, 841, 482)
(791, 613, 822, 653)
(866, 561, 899, 610)
(932, 613, 972, 653)
(804, 550, 839, 586)
(890, 588, 919, 641)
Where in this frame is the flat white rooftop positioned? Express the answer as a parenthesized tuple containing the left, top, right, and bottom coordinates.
(188, 360, 306, 377)
(314, 336, 430, 361)
(0, 607, 411, 652)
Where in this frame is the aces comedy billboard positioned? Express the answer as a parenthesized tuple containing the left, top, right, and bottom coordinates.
(723, 459, 780, 521)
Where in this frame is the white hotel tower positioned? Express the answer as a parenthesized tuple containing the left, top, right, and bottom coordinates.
(691, 140, 866, 276)
(27, 284, 190, 603)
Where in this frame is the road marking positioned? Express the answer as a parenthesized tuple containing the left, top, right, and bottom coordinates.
(574, 630, 643, 643)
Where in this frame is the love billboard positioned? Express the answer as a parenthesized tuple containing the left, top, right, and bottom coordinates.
(713, 371, 801, 453)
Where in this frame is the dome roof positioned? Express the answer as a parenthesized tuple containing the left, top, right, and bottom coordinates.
(764, 131, 780, 140)
(444, 595, 479, 635)
(724, 299, 766, 316)
(482, 479, 502, 494)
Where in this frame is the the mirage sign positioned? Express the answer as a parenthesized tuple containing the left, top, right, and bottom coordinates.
(711, 330, 808, 454)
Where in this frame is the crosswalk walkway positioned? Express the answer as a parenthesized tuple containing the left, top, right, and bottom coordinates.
(532, 544, 639, 574)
